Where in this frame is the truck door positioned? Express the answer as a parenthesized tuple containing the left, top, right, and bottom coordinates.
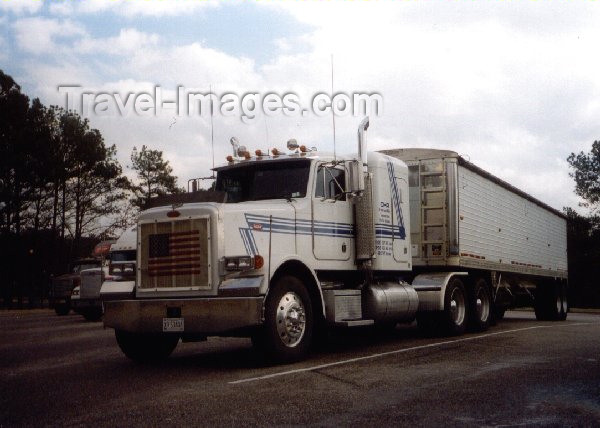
(311, 163, 353, 261)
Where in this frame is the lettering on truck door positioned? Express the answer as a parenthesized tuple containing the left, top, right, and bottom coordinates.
(386, 161, 408, 264)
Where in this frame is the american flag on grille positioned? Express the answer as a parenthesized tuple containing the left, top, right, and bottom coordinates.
(148, 230, 201, 277)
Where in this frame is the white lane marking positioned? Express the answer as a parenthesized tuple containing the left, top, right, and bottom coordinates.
(229, 322, 593, 385)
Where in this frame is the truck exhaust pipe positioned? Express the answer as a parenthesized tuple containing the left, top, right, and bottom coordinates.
(357, 117, 370, 192)
(354, 116, 375, 264)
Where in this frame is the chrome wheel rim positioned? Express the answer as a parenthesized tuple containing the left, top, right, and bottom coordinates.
(476, 287, 490, 322)
(449, 287, 466, 325)
(276, 292, 306, 348)
(556, 295, 562, 314)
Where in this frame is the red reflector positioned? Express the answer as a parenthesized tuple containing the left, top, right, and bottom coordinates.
(254, 255, 264, 269)
(167, 210, 180, 218)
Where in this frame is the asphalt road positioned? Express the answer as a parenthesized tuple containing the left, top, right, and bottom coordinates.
(1, 309, 599, 427)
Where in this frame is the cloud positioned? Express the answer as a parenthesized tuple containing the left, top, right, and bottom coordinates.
(9, 1, 600, 212)
(0, 35, 7, 61)
(0, 0, 42, 15)
(47, 0, 219, 17)
(74, 29, 161, 56)
(12, 17, 87, 55)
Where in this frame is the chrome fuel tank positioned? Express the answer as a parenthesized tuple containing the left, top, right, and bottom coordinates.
(362, 281, 419, 323)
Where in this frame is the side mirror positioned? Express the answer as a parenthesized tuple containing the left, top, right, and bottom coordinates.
(347, 160, 364, 194)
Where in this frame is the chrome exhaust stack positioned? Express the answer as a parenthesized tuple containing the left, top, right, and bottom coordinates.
(356, 116, 370, 192)
(354, 116, 375, 263)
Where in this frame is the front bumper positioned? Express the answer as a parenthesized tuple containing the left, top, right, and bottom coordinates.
(71, 298, 101, 310)
(103, 297, 264, 334)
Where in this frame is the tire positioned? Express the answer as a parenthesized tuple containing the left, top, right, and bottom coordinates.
(468, 278, 491, 332)
(494, 306, 506, 322)
(55, 304, 70, 316)
(115, 330, 179, 362)
(441, 278, 468, 336)
(83, 308, 103, 322)
(534, 286, 548, 320)
(534, 282, 562, 321)
(416, 313, 440, 337)
(559, 283, 568, 321)
(255, 275, 314, 363)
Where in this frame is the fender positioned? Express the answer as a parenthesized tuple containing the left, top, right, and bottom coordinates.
(412, 272, 468, 311)
(266, 255, 326, 319)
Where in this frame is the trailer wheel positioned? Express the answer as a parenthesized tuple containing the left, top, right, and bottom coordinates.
(416, 313, 440, 337)
(115, 330, 179, 362)
(442, 277, 468, 336)
(256, 275, 314, 363)
(493, 306, 506, 322)
(559, 283, 568, 321)
(534, 282, 563, 321)
(54, 303, 70, 316)
(469, 278, 491, 332)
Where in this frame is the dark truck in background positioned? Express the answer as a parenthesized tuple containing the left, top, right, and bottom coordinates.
(50, 259, 101, 316)
(50, 240, 114, 316)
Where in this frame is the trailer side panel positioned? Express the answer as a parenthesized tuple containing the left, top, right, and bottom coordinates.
(457, 165, 567, 278)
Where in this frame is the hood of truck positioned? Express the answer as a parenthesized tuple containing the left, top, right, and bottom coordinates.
(218, 200, 297, 260)
(135, 200, 296, 298)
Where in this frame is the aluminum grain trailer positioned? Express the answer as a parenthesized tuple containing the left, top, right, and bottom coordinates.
(381, 148, 568, 326)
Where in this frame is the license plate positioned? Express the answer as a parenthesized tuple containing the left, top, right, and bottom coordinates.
(163, 318, 184, 332)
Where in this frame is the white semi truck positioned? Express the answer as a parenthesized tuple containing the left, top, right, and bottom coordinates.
(103, 118, 568, 362)
(100, 227, 137, 302)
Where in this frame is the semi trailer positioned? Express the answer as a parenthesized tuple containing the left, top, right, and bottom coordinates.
(103, 118, 568, 362)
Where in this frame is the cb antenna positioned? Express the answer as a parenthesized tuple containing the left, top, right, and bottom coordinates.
(263, 113, 270, 154)
(331, 54, 337, 161)
(210, 84, 215, 178)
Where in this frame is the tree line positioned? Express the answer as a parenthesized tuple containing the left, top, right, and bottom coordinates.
(1, 69, 600, 308)
(566, 143, 600, 307)
(0, 70, 181, 307)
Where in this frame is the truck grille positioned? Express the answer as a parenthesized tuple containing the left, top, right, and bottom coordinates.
(80, 269, 103, 299)
(52, 279, 74, 297)
(139, 218, 210, 290)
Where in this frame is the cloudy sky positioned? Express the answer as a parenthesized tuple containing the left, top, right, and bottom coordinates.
(2, 0, 600, 211)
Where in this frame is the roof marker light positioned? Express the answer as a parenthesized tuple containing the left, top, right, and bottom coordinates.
(237, 145, 248, 157)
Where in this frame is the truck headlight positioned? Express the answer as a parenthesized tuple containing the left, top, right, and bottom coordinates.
(221, 255, 264, 272)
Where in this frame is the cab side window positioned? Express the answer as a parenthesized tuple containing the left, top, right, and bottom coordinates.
(315, 166, 346, 201)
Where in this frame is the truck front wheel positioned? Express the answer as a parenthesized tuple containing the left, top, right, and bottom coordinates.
(115, 330, 179, 362)
(255, 275, 314, 363)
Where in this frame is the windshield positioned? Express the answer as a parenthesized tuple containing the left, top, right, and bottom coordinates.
(72, 263, 99, 273)
(216, 160, 311, 203)
(110, 250, 136, 262)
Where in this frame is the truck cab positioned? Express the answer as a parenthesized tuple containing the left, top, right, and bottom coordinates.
(50, 259, 102, 316)
(71, 240, 114, 321)
(100, 227, 137, 301)
(104, 125, 418, 362)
